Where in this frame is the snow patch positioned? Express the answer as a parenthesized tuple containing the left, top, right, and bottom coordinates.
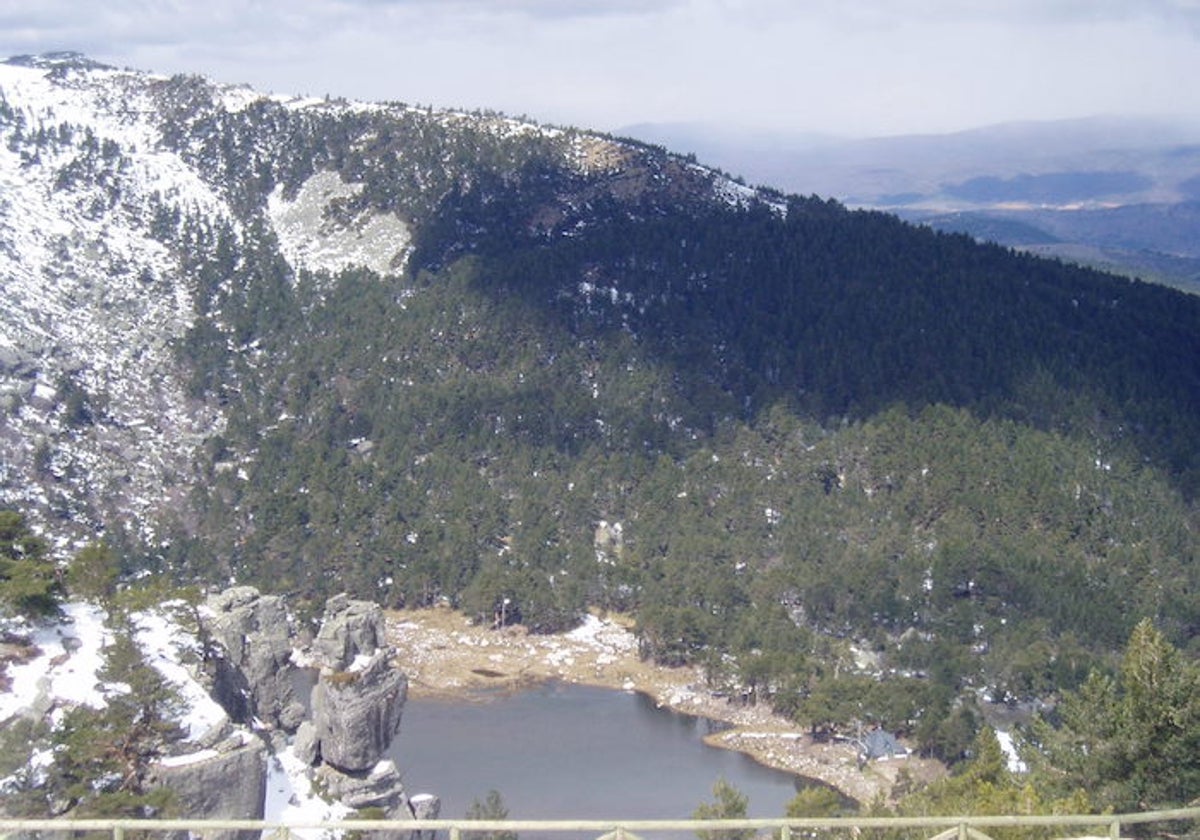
(157, 748, 220, 768)
(996, 729, 1028, 773)
(565, 613, 639, 656)
(131, 605, 230, 742)
(264, 745, 352, 839)
(267, 170, 412, 279)
(0, 602, 113, 721)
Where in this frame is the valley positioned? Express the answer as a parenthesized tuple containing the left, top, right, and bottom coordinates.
(1, 52, 1199, 822)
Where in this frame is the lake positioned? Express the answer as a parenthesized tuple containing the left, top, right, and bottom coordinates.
(390, 680, 812, 823)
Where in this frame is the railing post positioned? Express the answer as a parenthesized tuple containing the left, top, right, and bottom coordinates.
(780, 824, 791, 840)
(450, 826, 461, 840)
(1109, 817, 1121, 840)
(114, 825, 125, 840)
(958, 821, 968, 840)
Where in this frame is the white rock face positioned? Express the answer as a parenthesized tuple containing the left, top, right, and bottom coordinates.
(267, 170, 412, 279)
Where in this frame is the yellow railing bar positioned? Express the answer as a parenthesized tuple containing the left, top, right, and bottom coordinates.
(0, 805, 1196, 838)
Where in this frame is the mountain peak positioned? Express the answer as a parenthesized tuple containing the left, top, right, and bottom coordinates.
(4, 51, 113, 73)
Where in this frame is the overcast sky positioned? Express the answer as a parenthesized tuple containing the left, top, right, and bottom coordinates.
(2, 0, 1198, 138)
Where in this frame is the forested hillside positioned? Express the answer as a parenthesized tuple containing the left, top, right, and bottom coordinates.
(3, 56, 1200, 780)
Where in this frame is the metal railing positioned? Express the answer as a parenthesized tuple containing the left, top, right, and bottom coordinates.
(1, 807, 1199, 840)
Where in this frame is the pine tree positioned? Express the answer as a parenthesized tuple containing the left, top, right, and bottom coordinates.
(67, 541, 121, 602)
(1038, 619, 1200, 812)
(465, 789, 517, 840)
(693, 777, 752, 840)
(0, 510, 60, 617)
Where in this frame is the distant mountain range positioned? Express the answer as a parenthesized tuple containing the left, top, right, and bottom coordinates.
(620, 117, 1200, 292)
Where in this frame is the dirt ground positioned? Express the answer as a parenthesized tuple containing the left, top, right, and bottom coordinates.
(385, 607, 945, 805)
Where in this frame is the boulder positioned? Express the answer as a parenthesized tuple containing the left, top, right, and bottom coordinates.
(203, 587, 300, 730)
(313, 759, 406, 811)
(150, 736, 267, 840)
(310, 650, 407, 772)
(293, 720, 320, 766)
(408, 793, 442, 840)
(278, 698, 308, 732)
(313, 593, 388, 670)
(0, 346, 37, 378)
(408, 793, 440, 820)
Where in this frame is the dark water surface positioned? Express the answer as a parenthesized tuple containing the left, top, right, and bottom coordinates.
(390, 681, 807, 822)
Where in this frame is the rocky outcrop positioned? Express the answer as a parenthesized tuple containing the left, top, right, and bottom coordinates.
(407, 794, 442, 840)
(197, 587, 421, 824)
(202, 587, 305, 731)
(312, 593, 388, 670)
(310, 650, 407, 772)
(151, 735, 268, 840)
(299, 594, 414, 825)
(314, 759, 407, 812)
(293, 719, 320, 766)
(408, 793, 440, 820)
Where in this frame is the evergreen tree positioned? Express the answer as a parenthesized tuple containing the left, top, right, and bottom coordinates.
(897, 727, 1089, 837)
(465, 789, 518, 840)
(0, 510, 60, 617)
(693, 777, 752, 840)
(41, 629, 183, 817)
(1040, 619, 1200, 812)
(67, 541, 121, 602)
(785, 785, 855, 819)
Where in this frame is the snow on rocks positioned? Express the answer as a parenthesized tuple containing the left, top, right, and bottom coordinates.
(566, 612, 639, 656)
(130, 602, 230, 743)
(267, 170, 412, 280)
(264, 744, 353, 838)
(0, 600, 232, 742)
(0, 58, 229, 549)
(0, 601, 113, 721)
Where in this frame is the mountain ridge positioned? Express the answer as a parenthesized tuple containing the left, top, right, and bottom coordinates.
(0, 54, 778, 553)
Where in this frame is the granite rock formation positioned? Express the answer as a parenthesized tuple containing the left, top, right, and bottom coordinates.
(202, 587, 305, 731)
(310, 649, 408, 773)
(150, 735, 268, 840)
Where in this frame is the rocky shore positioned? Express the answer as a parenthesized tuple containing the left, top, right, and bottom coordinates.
(385, 607, 945, 805)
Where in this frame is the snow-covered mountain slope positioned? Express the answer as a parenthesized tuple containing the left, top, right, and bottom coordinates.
(0, 53, 770, 559)
(0, 54, 243, 552)
(0, 56, 426, 551)
(0, 597, 348, 826)
(0, 56, 232, 551)
(0, 601, 221, 785)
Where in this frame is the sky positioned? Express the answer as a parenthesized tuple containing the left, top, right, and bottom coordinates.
(1, 0, 1199, 138)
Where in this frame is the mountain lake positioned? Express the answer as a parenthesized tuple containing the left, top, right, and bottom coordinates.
(390, 680, 823, 825)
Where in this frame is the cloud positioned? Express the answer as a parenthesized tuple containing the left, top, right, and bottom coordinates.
(1, 0, 1197, 136)
(329, 0, 680, 18)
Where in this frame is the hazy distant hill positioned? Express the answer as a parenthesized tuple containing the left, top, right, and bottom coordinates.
(622, 117, 1200, 292)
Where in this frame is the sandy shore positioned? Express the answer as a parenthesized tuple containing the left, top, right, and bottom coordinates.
(385, 607, 944, 805)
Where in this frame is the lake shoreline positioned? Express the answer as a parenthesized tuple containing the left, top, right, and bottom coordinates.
(385, 607, 945, 804)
